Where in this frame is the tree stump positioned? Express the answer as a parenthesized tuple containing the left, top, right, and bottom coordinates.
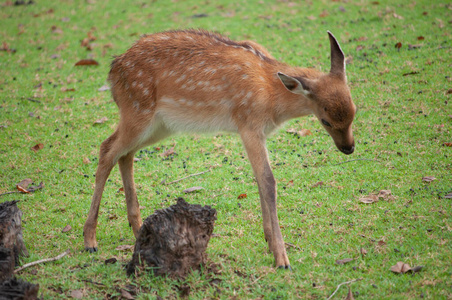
(0, 201, 28, 280)
(127, 198, 217, 278)
(0, 277, 39, 300)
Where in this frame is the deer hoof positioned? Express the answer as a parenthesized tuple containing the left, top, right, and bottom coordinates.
(277, 265, 292, 271)
(85, 247, 98, 253)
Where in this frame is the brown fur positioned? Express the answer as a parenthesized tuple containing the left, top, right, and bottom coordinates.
(83, 29, 356, 268)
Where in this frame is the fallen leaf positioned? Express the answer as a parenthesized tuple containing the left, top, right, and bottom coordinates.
(390, 261, 412, 274)
(402, 71, 419, 76)
(183, 186, 204, 193)
(319, 10, 329, 17)
(377, 190, 392, 199)
(378, 240, 386, 246)
(445, 192, 452, 199)
(104, 257, 117, 264)
(98, 84, 110, 92)
(422, 176, 436, 182)
(115, 245, 134, 251)
(17, 178, 33, 189)
(359, 194, 378, 204)
(75, 59, 99, 66)
(446, 89, 452, 95)
(417, 36, 425, 40)
(443, 142, 452, 147)
(26, 182, 44, 192)
(16, 185, 30, 193)
(345, 287, 355, 300)
(70, 289, 83, 299)
(311, 181, 323, 188)
(237, 193, 247, 199)
(93, 117, 108, 124)
(395, 42, 402, 50)
(360, 247, 368, 256)
(118, 187, 124, 192)
(31, 143, 44, 152)
(62, 225, 72, 233)
(120, 289, 135, 300)
(336, 258, 354, 265)
(161, 146, 176, 157)
(83, 157, 90, 164)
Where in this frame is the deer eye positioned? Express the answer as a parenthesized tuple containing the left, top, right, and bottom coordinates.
(321, 119, 332, 127)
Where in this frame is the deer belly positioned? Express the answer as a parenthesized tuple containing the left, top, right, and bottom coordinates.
(157, 96, 237, 133)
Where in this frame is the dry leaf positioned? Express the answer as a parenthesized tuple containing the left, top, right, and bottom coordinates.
(183, 186, 204, 193)
(26, 182, 44, 192)
(311, 181, 323, 188)
(390, 261, 411, 274)
(422, 176, 436, 182)
(378, 190, 392, 199)
(120, 289, 135, 300)
(93, 117, 108, 124)
(16, 185, 30, 193)
(83, 157, 90, 164)
(31, 143, 44, 152)
(360, 247, 368, 256)
(359, 194, 378, 204)
(17, 178, 33, 189)
(98, 84, 110, 92)
(443, 142, 452, 147)
(336, 258, 354, 265)
(161, 147, 176, 157)
(115, 245, 134, 251)
(62, 225, 72, 233)
(75, 59, 99, 66)
(345, 287, 355, 300)
(70, 290, 83, 299)
(237, 193, 247, 199)
(395, 42, 402, 50)
(445, 192, 452, 199)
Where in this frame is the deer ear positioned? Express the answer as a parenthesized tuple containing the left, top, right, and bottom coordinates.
(327, 31, 346, 79)
(277, 72, 313, 95)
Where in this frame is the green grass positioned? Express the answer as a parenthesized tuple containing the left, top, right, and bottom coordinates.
(1, 0, 451, 299)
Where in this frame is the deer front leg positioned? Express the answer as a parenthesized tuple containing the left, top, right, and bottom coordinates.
(118, 151, 142, 237)
(240, 130, 290, 269)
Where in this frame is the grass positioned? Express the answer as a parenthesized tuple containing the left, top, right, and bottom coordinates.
(1, 0, 451, 299)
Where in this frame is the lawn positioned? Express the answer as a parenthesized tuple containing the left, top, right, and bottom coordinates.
(0, 0, 451, 299)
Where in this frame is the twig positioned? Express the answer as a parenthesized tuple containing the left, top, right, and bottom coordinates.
(0, 191, 20, 197)
(333, 159, 375, 166)
(26, 98, 41, 103)
(14, 249, 70, 273)
(327, 278, 363, 300)
(285, 242, 301, 250)
(164, 170, 211, 185)
(82, 279, 105, 286)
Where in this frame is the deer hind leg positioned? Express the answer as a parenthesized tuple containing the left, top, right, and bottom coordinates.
(84, 115, 172, 252)
(240, 129, 290, 269)
(84, 129, 122, 252)
(117, 121, 172, 239)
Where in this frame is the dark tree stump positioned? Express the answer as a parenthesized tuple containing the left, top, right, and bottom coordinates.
(127, 198, 217, 278)
(0, 201, 28, 280)
(0, 277, 39, 300)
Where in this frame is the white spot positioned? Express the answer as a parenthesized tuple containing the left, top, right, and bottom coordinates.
(159, 35, 170, 40)
(138, 83, 144, 89)
(137, 70, 143, 77)
(199, 61, 206, 66)
(245, 91, 253, 99)
(168, 70, 176, 77)
(186, 100, 193, 106)
(133, 101, 139, 109)
(179, 98, 187, 105)
(132, 81, 137, 87)
(143, 88, 150, 96)
(175, 74, 186, 83)
(160, 97, 179, 107)
(242, 74, 248, 80)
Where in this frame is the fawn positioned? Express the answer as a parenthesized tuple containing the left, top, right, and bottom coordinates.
(83, 29, 356, 269)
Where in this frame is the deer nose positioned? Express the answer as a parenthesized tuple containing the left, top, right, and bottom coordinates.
(340, 145, 354, 155)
